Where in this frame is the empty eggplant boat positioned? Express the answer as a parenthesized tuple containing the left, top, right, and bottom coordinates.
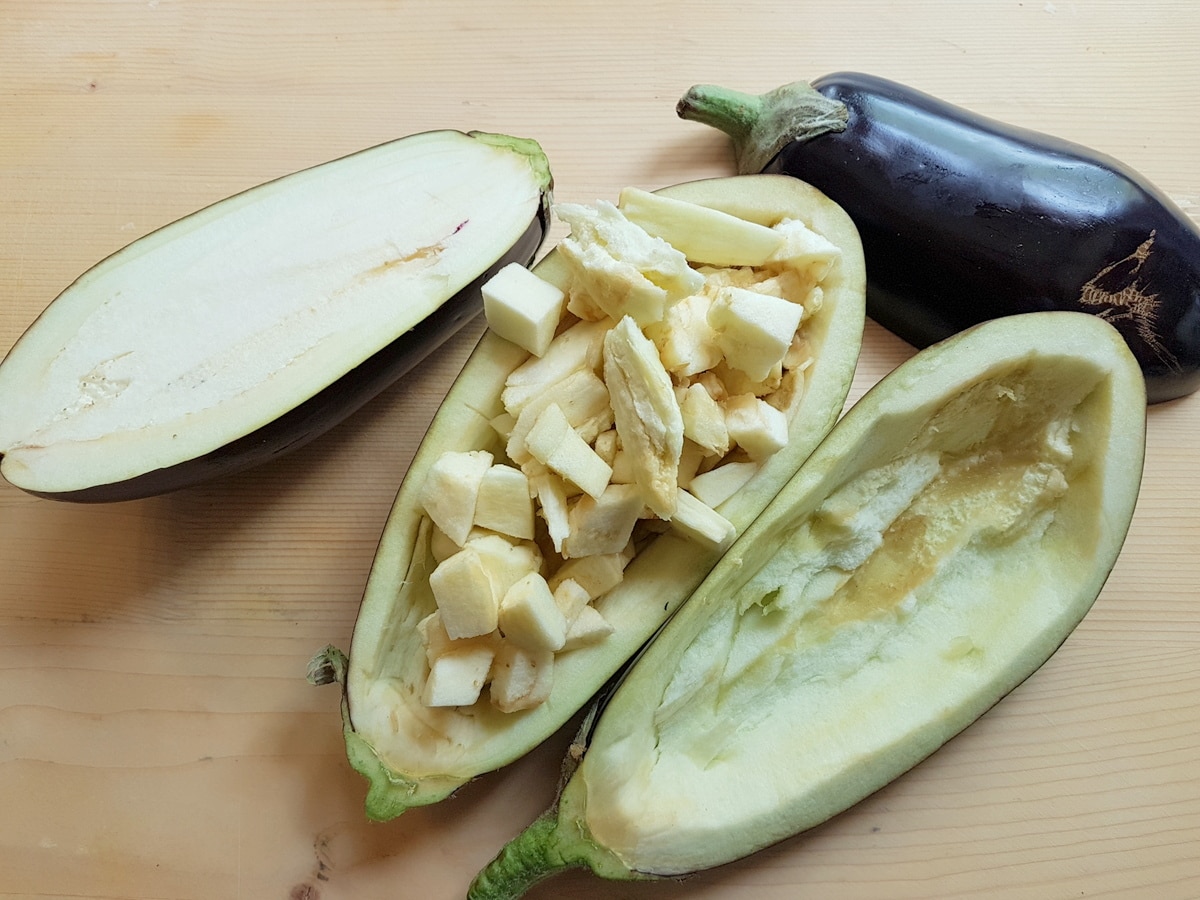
(0, 129, 552, 501)
(470, 310, 1146, 898)
(310, 174, 867, 820)
(678, 72, 1200, 402)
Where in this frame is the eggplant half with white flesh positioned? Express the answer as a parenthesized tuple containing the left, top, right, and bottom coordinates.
(0, 130, 552, 501)
(469, 310, 1146, 898)
(677, 72, 1200, 403)
(309, 174, 867, 820)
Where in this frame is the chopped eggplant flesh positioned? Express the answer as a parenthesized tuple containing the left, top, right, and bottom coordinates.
(411, 198, 840, 713)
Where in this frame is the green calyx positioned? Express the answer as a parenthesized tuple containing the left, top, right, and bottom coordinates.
(468, 130, 555, 194)
(466, 813, 568, 900)
(676, 81, 848, 175)
(466, 706, 652, 899)
(467, 800, 650, 900)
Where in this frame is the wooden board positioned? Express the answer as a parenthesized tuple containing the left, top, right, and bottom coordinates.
(2, 3, 1197, 898)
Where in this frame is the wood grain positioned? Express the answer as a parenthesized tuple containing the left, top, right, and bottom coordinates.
(2, 2, 1198, 898)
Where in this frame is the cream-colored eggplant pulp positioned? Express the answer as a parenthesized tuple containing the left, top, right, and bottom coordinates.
(0, 131, 546, 493)
(578, 333, 1142, 876)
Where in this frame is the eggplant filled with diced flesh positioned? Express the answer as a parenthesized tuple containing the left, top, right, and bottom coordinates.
(310, 174, 867, 821)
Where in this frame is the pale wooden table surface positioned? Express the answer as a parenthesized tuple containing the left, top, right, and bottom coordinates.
(2, 3, 1198, 899)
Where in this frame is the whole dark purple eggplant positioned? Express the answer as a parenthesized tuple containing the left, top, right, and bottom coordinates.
(677, 72, 1200, 403)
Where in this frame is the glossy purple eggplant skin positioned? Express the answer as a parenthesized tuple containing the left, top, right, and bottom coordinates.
(680, 72, 1200, 403)
(23, 215, 546, 503)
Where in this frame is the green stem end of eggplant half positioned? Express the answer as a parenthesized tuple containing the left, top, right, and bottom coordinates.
(468, 310, 1146, 898)
(469, 130, 556, 203)
(464, 707, 654, 900)
(307, 646, 459, 819)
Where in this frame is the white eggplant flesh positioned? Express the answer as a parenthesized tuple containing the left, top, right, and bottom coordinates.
(0, 130, 552, 501)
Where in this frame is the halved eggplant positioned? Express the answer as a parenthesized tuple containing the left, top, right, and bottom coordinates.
(312, 174, 867, 820)
(0, 130, 552, 501)
(469, 311, 1146, 897)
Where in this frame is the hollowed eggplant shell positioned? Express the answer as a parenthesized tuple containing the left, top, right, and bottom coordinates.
(467, 311, 1146, 897)
(0, 130, 552, 501)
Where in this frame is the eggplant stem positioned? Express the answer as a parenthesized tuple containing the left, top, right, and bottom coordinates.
(677, 81, 848, 175)
(466, 813, 570, 900)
